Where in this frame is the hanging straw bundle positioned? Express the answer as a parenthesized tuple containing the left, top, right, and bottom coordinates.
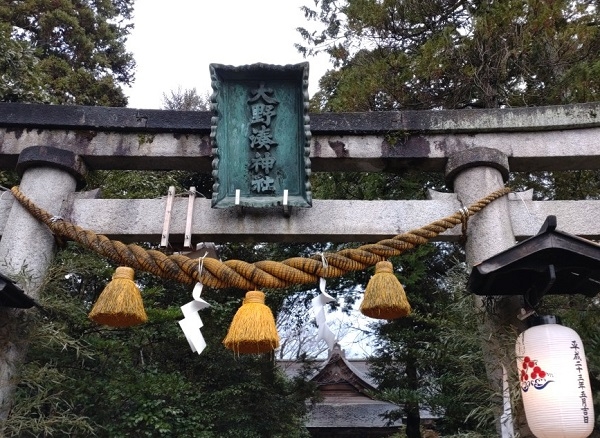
(223, 290, 279, 354)
(360, 260, 411, 319)
(88, 266, 148, 327)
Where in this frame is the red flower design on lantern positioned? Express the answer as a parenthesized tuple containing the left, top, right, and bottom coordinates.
(520, 357, 553, 391)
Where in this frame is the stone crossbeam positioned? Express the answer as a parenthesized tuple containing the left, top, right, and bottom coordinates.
(1, 194, 598, 243)
(1, 101, 600, 243)
(1, 102, 600, 172)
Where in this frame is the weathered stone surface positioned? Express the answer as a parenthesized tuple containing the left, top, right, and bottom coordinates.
(58, 198, 466, 244)
(0, 163, 79, 422)
(16, 145, 87, 189)
(1, 101, 598, 133)
(0, 102, 211, 132)
(2, 127, 600, 172)
(0, 196, 598, 242)
(0, 130, 213, 171)
(1, 102, 600, 172)
(446, 147, 509, 185)
(449, 150, 522, 437)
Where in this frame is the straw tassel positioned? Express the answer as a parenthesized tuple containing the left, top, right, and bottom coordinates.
(360, 261, 411, 319)
(223, 291, 279, 354)
(88, 266, 148, 327)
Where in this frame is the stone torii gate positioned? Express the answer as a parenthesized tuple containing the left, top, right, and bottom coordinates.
(0, 101, 600, 435)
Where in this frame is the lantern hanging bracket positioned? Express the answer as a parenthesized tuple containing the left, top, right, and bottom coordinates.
(524, 263, 556, 309)
(468, 215, 600, 305)
(0, 272, 36, 308)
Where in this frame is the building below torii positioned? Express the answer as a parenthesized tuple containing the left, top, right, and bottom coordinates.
(280, 344, 438, 437)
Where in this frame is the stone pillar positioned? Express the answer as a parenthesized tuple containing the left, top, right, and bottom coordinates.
(0, 146, 86, 424)
(446, 147, 528, 438)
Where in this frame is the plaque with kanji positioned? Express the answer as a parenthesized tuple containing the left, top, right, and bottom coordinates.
(210, 63, 312, 209)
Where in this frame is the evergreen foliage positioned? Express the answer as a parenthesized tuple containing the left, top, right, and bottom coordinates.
(8, 248, 315, 437)
(300, 0, 600, 111)
(0, 22, 49, 103)
(0, 0, 135, 105)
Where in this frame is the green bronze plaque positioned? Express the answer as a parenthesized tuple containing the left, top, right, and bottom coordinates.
(210, 63, 312, 209)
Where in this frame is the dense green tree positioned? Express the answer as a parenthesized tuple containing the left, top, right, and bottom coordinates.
(369, 262, 501, 436)
(0, 23, 49, 102)
(0, 0, 135, 105)
(300, 0, 600, 111)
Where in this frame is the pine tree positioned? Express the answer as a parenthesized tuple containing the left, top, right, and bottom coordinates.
(0, 0, 135, 105)
(300, 0, 600, 111)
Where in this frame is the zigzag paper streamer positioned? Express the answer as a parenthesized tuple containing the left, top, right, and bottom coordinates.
(178, 257, 210, 354)
(311, 254, 337, 350)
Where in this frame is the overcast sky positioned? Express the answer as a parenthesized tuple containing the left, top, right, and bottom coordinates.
(125, 1, 330, 109)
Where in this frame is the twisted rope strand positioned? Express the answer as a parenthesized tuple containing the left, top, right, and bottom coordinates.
(10, 186, 510, 290)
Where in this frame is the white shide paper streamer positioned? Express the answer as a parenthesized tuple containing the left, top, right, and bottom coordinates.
(311, 254, 337, 350)
(178, 257, 210, 354)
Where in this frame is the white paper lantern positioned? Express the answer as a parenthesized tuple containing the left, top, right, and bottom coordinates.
(515, 316, 594, 438)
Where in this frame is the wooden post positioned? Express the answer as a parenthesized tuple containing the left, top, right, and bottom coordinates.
(446, 147, 528, 437)
(0, 146, 85, 424)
